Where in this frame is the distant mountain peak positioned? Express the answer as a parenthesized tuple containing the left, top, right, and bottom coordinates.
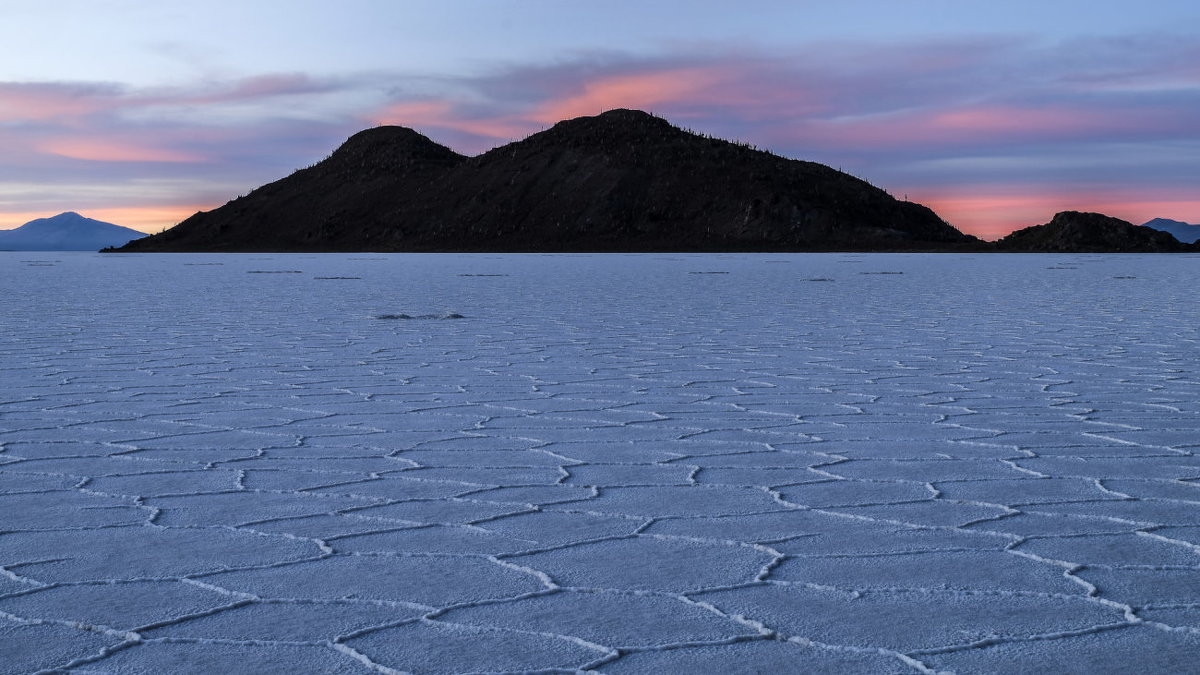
(25, 211, 87, 226)
(0, 212, 145, 251)
(1141, 217, 1200, 244)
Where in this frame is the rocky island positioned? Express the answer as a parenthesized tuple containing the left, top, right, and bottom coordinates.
(111, 110, 981, 253)
(106, 110, 1198, 254)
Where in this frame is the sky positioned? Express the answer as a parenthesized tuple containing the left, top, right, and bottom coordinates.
(1, 0, 1198, 240)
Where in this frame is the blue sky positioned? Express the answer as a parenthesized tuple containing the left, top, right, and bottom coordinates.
(2, 0, 1198, 237)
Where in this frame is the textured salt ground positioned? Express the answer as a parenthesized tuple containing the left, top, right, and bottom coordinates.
(2, 252, 1200, 674)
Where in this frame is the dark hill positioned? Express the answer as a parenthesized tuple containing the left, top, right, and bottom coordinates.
(115, 109, 978, 252)
(996, 211, 1194, 252)
(127, 127, 465, 251)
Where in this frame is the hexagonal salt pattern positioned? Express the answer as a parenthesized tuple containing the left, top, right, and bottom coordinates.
(2, 252, 1199, 673)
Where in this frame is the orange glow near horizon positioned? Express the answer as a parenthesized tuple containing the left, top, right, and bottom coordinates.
(4, 191, 1196, 242)
(0, 205, 208, 234)
(5, 193, 1194, 242)
(916, 190, 1200, 240)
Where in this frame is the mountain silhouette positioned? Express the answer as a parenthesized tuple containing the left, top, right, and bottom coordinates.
(996, 211, 1195, 252)
(1142, 218, 1200, 244)
(1, 212, 145, 251)
(113, 109, 978, 252)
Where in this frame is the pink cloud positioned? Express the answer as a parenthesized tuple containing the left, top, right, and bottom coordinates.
(530, 67, 731, 123)
(357, 46, 1200, 240)
(0, 83, 115, 124)
(929, 106, 1086, 135)
(369, 67, 736, 147)
(37, 138, 204, 163)
(368, 65, 753, 150)
(364, 45, 1196, 163)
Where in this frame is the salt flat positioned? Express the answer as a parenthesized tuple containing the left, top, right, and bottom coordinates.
(1, 252, 1199, 674)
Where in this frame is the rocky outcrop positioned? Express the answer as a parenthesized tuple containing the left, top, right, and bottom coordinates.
(117, 127, 465, 252)
(995, 211, 1194, 253)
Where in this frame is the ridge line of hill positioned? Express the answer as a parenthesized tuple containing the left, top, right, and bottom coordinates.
(111, 109, 979, 253)
(107, 109, 1197, 254)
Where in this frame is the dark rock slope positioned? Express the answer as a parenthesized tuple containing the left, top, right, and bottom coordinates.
(119, 127, 465, 251)
(115, 109, 977, 252)
(996, 211, 1195, 253)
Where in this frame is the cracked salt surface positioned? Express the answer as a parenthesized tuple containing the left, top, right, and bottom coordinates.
(2, 252, 1199, 674)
